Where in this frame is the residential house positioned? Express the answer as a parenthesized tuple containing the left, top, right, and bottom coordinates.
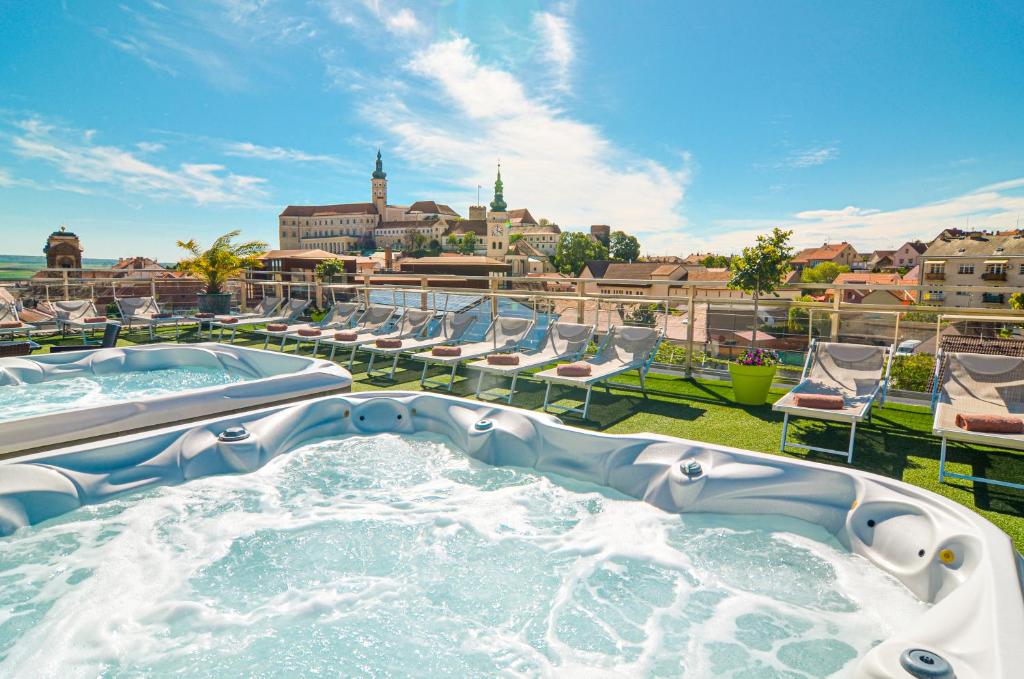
(918, 231, 1024, 307)
(579, 261, 687, 297)
(789, 242, 859, 272)
(865, 250, 895, 272)
(893, 241, 927, 269)
(828, 272, 916, 305)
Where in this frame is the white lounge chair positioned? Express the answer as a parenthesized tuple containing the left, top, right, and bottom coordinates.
(315, 305, 398, 365)
(932, 352, 1024, 490)
(115, 296, 194, 340)
(412, 316, 535, 392)
(192, 296, 282, 339)
(53, 300, 117, 342)
(0, 302, 35, 340)
(536, 325, 662, 419)
(469, 321, 595, 403)
(254, 302, 360, 351)
(361, 311, 479, 380)
(357, 309, 439, 378)
(774, 340, 892, 463)
(208, 298, 309, 343)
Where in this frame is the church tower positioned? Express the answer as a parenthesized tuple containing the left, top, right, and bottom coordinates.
(487, 163, 510, 259)
(371, 149, 387, 221)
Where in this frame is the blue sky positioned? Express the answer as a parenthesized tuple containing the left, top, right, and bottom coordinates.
(1, 0, 1023, 260)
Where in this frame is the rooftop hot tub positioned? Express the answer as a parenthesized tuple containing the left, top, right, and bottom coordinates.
(0, 392, 1019, 677)
(0, 342, 351, 456)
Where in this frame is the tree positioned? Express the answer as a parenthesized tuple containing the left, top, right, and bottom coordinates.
(315, 258, 346, 283)
(458, 231, 477, 255)
(446, 234, 461, 250)
(176, 230, 267, 295)
(427, 239, 442, 255)
(701, 254, 732, 269)
(554, 232, 608, 276)
(801, 261, 849, 285)
(538, 218, 551, 227)
(1010, 292, 1024, 310)
(609, 231, 641, 262)
(728, 227, 794, 347)
(509, 233, 524, 245)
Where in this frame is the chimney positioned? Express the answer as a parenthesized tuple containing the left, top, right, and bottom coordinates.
(384, 245, 393, 270)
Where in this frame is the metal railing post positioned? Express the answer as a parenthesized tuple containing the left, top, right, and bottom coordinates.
(420, 276, 428, 310)
(489, 277, 499, 319)
(830, 293, 841, 341)
(685, 285, 696, 378)
(62, 270, 69, 300)
(576, 280, 585, 323)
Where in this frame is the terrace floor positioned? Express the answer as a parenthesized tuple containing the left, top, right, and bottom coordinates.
(19, 325, 1024, 552)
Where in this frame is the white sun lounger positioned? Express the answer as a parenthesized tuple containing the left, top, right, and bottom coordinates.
(192, 296, 282, 339)
(315, 305, 398, 365)
(115, 296, 195, 340)
(209, 298, 309, 343)
(361, 311, 478, 380)
(535, 325, 662, 419)
(931, 352, 1024, 490)
(354, 308, 439, 378)
(774, 340, 892, 463)
(254, 302, 360, 351)
(0, 302, 36, 340)
(412, 316, 535, 392)
(53, 300, 118, 341)
(469, 321, 595, 403)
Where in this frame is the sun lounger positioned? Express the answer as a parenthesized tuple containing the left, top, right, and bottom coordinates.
(932, 352, 1024, 490)
(52, 300, 118, 342)
(208, 298, 309, 343)
(0, 302, 35, 340)
(535, 325, 662, 419)
(115, 296, 194, 340)
(469, 321, 594, 403)
(412, 316, 535, 392)
(358, 311, 478, 381)
(357, 309, 439, 378)
(314, 305, 398, 365)
(192, 296, 282, 339)
(774, 340, 892, 463)
(254, 302, 360, 351)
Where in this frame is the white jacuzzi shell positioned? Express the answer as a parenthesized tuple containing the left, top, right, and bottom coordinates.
(0, 342, 351, 455)
(0, 391, 1020, 678)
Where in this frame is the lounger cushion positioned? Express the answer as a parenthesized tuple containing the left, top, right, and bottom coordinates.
(557, 362, 592, 377)
(487, 353, 520, 365)
(152, 312, 172, 319)
(266, 323, 288, 332)
(376, 338, 402, 348)
(298, 328, 321, 337)
(432, 346, 461, 357)
(334, 331, 358, 341)
(955, 413, 1024, 434)
(84, 316, 107, 323)
(793, 394, 844, 409)
(195, 312, 214, 319)
(217, 317, 239, 324)
(0, 322, 22, 329)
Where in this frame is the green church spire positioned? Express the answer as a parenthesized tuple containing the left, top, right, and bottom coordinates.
(372, 148, 386, 179)
(489, 162, 507, 212)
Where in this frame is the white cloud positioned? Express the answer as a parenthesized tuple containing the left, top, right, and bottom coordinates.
(779, 145, 839, 168)
(0, 168, 13, 188)
(385, 8, 422, 35)
(370, 36, 690, 251)
(135, 141, 166, 153)
(532, 11, 574, 91)
(9, 117, 268, 205)
(691, 179, 1024, 255)
(223, 141, 338, 164)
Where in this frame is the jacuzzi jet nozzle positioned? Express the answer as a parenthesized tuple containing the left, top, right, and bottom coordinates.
(218, 425, 251, 442)
(681, 460, 702, 477)
(899, 648, 955, 679)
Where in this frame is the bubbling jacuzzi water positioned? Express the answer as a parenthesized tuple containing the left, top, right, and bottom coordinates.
(0, 366, 245, 423)
(0, 434, 929, 677)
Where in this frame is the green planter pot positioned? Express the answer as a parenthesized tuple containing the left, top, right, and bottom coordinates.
(197, 293, 231, 315)
(729, 363, 777, 405)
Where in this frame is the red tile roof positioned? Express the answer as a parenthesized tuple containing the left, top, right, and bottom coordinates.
(280, 203, 377, 217)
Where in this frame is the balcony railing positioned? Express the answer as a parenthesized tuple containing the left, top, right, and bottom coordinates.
(981, 272, 1008, 281)
(924, 271, 945, 281)
(982, 293, 1006, 304)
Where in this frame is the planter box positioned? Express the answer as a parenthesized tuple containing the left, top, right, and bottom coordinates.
(728, 362, 777, 405)
(197, 293, 232, 314)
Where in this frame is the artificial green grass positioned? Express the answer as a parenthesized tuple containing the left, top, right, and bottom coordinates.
(24, 324, 1024, 552)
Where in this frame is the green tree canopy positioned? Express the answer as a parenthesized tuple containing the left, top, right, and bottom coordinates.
(609, 231, 641, 262)
(554, 232, 608, 276)
(176, 230, 267, 295)
(458, 231, 478, 255)
(314, 258, 346, 282)
(728, 227, 794, 346)
(801, 261, 850, 285)
(701, 254, 732, 268)
(1010, 292, 1024, 310)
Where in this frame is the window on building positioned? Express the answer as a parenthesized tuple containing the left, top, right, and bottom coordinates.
(957, 264, 974, 274)
(927, 263, 945, 274)
(985, 263, 1007, 275)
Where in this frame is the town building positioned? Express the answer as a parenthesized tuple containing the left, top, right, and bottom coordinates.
(43, 226, 83, 269)
(893, 241, 928, 269)
(918, 231, 1024, 307)
(828, 272, 916, 305)
(790, 242, 859, 272)
(579, 261, 688, 297)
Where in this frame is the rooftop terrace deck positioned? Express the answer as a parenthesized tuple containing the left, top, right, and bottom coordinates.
(14, 324, 1024, 553)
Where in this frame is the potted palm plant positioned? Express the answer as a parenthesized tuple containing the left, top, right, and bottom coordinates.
(727, 227, 793, 405)
(177, 230, 268, 314)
